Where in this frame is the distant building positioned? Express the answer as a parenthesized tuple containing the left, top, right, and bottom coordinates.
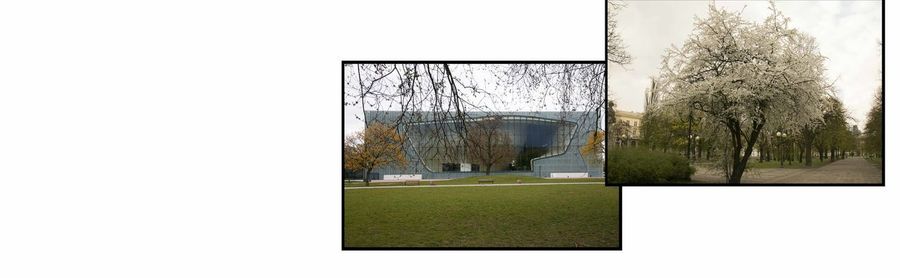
(611, 78, 655, 147)
(613, 110, 643, 147)
(364, 111, 602, 180)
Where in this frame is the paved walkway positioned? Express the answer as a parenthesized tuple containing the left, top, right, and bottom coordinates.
(691, 157, 882, 184)
(344, 182, 603, 190)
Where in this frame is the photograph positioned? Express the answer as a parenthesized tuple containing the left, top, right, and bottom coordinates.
(342, 62, 618, 249)
(3, 1, 900, 277)
(606, 0, 884, 185)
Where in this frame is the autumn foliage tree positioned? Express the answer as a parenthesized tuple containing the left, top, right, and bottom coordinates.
(465, 118, 516, 176)
(580, 130, 605, 167)
(344, 123, 407, 186)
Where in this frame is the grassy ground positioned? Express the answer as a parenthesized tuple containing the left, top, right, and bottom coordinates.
(747, 158, 832, 169)
(343, 175, 603, 187)
(343, 184, 619, 248)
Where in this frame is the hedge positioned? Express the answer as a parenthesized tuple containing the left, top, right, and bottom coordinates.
(607, 147, 694, 184)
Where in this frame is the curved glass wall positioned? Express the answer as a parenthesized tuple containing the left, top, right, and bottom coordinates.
(402, 115, 577, 173)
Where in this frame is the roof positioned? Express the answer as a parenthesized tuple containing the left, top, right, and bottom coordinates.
(615, 110, 643, 119)
(364, 110, 598, 126)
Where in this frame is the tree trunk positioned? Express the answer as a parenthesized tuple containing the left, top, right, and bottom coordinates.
(698, 141, 702, 161)
(730, 153, 746, 184)
(727, 125, 743, 183)
(727, 119, 764, 184)
(686, 109, 693, 160)
(364, 168, 371, 186)
(804, 145, 813, 167)
(485, 163, 492, 176)
(787, 144, 792, 165)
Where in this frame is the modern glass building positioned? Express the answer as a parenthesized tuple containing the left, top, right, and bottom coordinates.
(364, 111, 602, 180)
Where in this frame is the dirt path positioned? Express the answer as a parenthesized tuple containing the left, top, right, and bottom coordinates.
(691, 157, 882, 184)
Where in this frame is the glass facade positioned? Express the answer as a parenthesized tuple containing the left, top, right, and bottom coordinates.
(364, 111, 602, 179)
(402, 115, 576, 173)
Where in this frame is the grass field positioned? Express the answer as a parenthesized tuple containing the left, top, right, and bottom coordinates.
(343, 184, 619, 248)
(343, 175, 603, 187)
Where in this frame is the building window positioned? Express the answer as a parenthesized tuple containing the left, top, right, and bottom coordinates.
(442, 163, 460, 172)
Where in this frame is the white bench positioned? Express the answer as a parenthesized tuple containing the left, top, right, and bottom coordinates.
(383, 174, 423, 181)
(549, 172, 589, 178)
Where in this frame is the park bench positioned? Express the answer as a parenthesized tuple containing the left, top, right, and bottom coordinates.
(477, 179, 494, 184)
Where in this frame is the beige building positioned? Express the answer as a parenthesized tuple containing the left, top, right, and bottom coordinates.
(613, 110, 643, 146)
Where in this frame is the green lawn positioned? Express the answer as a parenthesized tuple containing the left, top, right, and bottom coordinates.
(343, 175, 603, 187)
(343, 184, 619, 248)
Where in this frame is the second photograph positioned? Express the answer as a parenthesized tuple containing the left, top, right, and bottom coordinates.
(606, 0, 884, 185)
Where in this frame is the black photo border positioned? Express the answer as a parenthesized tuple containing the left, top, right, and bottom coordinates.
(603, 0, 885, 187)
(341, 60, 621, 250)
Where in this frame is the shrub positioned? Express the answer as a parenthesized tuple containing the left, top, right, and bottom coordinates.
(607, 147, 695, 184)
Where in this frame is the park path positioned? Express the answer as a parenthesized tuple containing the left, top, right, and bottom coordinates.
(692, 157, 882, 184)
(344, 182, 603, 190)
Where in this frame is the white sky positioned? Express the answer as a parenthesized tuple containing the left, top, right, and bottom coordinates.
(610, 0, 883, 128)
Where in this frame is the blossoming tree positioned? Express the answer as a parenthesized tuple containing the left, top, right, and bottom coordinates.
(657, 3, 831, 183)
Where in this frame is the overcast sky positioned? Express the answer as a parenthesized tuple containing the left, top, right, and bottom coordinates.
(610, 0, 882, 128)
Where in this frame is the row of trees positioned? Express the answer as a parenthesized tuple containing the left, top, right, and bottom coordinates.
(862, 40, 884, 159)
(639, 92, 862, 164)
(863, 85, 884, 157)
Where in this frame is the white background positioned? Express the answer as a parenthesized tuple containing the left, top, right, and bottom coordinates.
(0, 1, 896, 277)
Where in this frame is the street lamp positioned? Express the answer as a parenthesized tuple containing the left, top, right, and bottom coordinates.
(695, 135, 701, 161)
(775, 131, 787, 167)
(687, 134, 694, 160)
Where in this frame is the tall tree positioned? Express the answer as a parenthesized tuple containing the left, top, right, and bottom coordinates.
(344, 123, 408, 186)
(607, 0, 632, 66)
(464, 117, 516, 176)
(657, 3, 830, 183)
(819, 97, 853, 161)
